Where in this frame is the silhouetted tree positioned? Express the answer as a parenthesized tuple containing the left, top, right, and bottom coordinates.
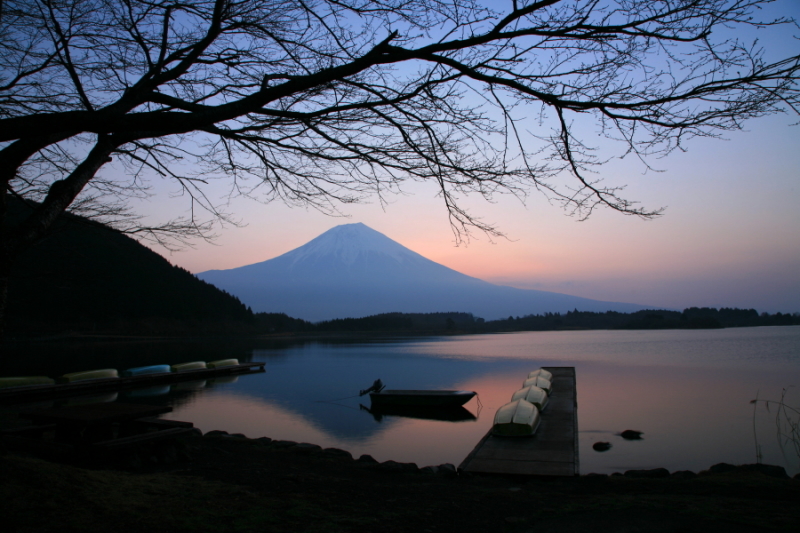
(2, 0, 799, 337)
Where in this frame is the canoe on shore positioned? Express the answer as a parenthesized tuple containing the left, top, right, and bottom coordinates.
(0, 362, 265, 403)
(121, 365, 171, 378)
(0, 376, 55, 388)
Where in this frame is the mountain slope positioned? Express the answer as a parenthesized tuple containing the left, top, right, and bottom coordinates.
(198, 223, 648, 321)
(5, 196, 255, 335)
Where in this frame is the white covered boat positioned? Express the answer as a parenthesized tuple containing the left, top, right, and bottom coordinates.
(207, 358, 239, 369)
(492, 399, 541, 437)
(58, 368, 119, 383)
(510, 385, 549, 411)
(522, 375, 552, 394)
(0, 376, 55, 388)
(527, 368, 553, 381)
(171, 361, 207, 372)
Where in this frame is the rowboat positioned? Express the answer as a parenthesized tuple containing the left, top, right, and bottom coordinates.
(510, 385, 549, 411)
(359, 379, 477, 407)
(492, 398, 541, 437)
(528, 368, 553, 381)
(522, 375, 551, 394)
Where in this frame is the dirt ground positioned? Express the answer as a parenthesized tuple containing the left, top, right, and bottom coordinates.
(2, 432, 799, 533)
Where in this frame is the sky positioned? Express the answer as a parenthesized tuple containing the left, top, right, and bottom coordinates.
(132, 2, 799, 315)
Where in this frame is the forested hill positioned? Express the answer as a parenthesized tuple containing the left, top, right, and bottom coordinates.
(5, 196, 255, 337)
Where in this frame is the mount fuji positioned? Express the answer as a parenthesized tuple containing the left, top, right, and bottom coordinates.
(197, 223, 648, 321)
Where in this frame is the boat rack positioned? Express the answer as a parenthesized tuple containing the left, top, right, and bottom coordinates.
(0, 362, 265, 404)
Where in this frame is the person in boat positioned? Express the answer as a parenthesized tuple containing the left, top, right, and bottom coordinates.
(359, 379, 385, 396)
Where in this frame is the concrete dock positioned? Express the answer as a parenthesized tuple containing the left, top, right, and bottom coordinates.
(459, 367, 578, 476)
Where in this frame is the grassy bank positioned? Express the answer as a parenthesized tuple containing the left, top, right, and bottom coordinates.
(2, 433, 798, 533)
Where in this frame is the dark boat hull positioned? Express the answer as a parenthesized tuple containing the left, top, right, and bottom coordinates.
(368, 390, 476, 407)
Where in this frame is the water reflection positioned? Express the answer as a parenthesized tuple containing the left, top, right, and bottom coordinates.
(124, 385, 171, 398)
(359, 404, 477, 423)
(2, 327, 798, 475)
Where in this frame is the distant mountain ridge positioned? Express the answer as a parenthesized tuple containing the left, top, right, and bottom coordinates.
(198, 223, 650, 321)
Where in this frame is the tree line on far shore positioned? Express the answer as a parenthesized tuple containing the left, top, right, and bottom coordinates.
(255, 307, 800, 335)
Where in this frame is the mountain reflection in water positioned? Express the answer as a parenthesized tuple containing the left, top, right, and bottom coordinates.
(3, 328, 798, 475)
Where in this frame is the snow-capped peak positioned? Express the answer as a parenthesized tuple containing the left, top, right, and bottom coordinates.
(284, 223, 421, 266)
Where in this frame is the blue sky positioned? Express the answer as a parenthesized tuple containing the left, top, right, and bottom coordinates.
(131, 1, 800, 314)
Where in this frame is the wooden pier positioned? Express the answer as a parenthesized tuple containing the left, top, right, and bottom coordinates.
(459, 367, 578, 477)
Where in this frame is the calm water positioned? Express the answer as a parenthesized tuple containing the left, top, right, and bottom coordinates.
(3, 327, 799, 475)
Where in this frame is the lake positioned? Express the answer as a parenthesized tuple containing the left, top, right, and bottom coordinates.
(2, 326, 799, 476)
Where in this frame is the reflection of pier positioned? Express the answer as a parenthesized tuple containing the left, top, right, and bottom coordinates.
(459, 367, 578, 476)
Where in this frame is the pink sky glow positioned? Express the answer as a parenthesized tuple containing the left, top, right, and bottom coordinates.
(129, 2, 800, 315)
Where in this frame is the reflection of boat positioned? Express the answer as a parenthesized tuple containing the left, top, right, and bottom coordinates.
(125, 385, 172, 397)
(208, 375, 239, 385)
(360, 404, 477, 423)
(62, 392, 118, 406)
(172, 380, 207, 391)
(359, 379, 477, 407)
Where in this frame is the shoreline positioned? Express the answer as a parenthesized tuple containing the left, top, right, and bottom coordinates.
(4, 322, 800, 346)
(3, 430, 798, 532)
